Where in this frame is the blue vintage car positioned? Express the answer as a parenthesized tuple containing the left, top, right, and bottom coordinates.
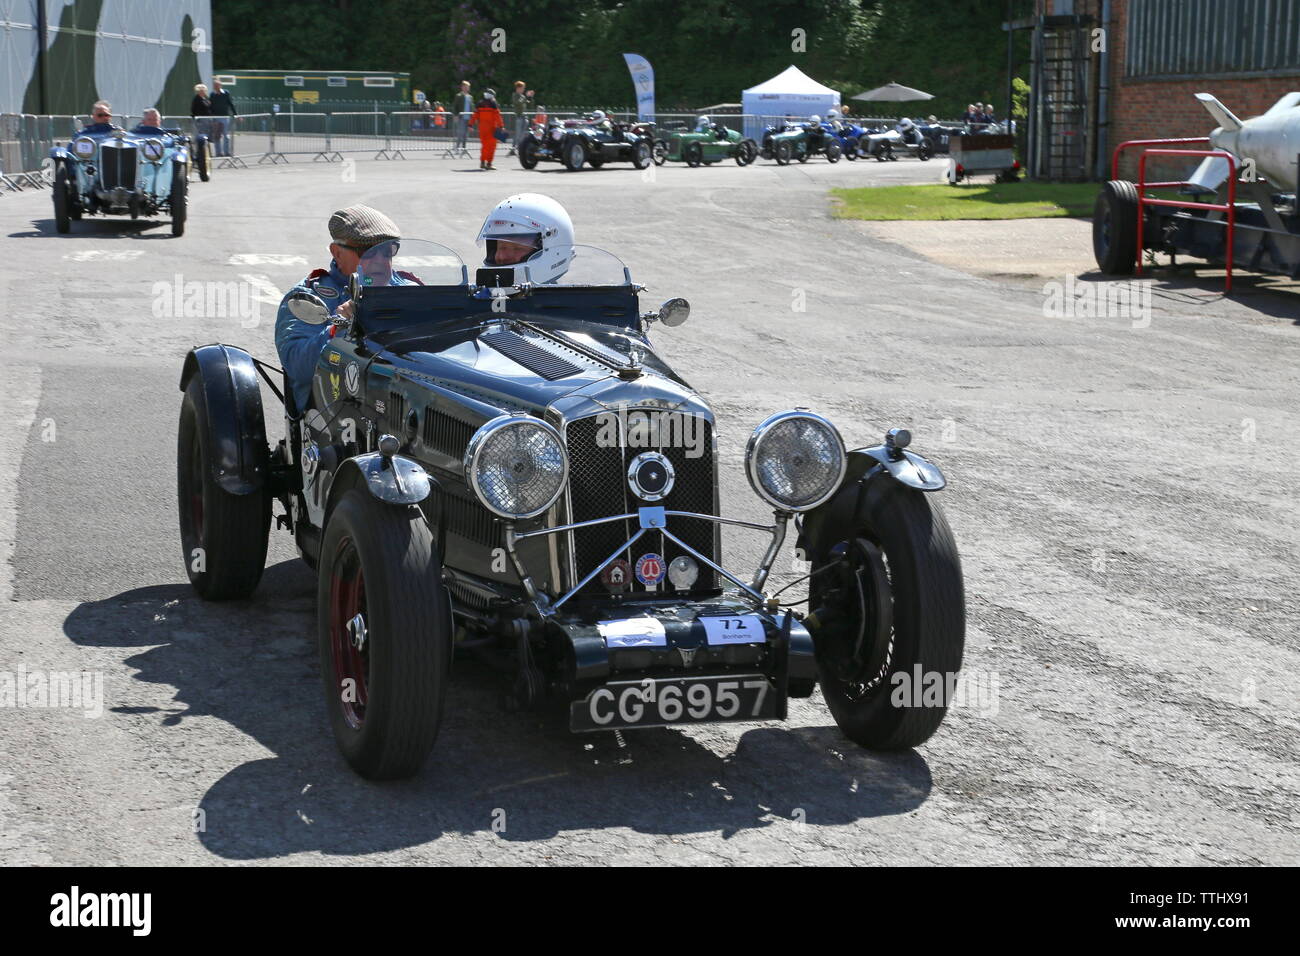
(49, 123, 205, 236)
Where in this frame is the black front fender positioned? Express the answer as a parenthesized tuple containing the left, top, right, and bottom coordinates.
(179, 344, 268, 495)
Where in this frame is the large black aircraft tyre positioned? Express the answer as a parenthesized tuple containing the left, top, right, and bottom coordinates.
(806, 479, 965, 750)
(52, 161, 71, 234)
(826, 140, 842, 163)
(632, 139, 652, 169)
(562, 138, 586, 171)
(170, 163, 187, 237)
(1094, 179, 1140, 275)
(774, 139, 792, 165)
(652, 139, 669, 165)
(518, 137, 539, 169)
(177, 376, 270, 600)
(684, 141, 704, 168)
(318, 489, 451, 780)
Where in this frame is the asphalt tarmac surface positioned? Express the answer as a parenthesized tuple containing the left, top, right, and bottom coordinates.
(1, 149, 1297, 865)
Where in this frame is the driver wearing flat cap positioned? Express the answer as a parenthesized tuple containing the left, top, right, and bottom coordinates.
(275, 204, 411, 413)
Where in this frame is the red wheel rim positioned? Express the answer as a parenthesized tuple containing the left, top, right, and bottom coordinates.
(328, 537, 369, 729)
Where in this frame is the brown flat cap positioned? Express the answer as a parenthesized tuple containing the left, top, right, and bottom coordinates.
(328, 204, 400, 248)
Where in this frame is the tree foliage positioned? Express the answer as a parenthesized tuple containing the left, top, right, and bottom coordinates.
(212, 0, 1011, 116)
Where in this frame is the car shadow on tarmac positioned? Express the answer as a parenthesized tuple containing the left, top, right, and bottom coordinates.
(8, 218, 176, 239)
(1073, 266, 1300, 321)
(62, 560, 931, 860)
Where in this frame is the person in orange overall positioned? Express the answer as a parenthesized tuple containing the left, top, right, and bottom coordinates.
(469, 89, 504, 170)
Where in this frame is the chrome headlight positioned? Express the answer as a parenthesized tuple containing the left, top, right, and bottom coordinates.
(745, 410, 846, 513)
(72, 136, 96, 159)
(140, 138, 165, 161)
(464, 414, 568, 519)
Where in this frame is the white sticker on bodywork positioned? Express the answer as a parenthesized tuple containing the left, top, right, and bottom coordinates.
(701, 615, 764, 645)
(598, 617, 667, 648)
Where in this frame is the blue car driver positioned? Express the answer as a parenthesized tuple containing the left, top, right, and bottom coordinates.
(274, 204, 408, 412)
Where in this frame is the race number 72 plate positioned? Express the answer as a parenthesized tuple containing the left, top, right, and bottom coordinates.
(570, 673, 780, 732)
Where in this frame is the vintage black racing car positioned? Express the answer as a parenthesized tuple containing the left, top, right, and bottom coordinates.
(519, 115, 654, 171)
(176, 242, 965, 779)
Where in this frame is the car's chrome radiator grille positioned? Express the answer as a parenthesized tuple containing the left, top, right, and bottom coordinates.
(564, 413, 717, 595)
(99, 144, 136, 190)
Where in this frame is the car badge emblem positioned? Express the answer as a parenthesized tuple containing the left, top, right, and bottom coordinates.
(678, 647, 698, 667)
(344, 363, 360, 396)
(601, 558, 631, 593)
(635, 553, 666, 587)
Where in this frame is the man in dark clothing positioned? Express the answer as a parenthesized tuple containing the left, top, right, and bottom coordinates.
(80, 101, 119, 135)
(209, 79, 237, 157)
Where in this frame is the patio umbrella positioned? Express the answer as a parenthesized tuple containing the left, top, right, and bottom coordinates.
(852, 82, 934, 102)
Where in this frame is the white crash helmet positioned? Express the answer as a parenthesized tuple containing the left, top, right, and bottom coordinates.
(696, 114, 710, 129)
(808, 114, 821, 124)
(827, 109, 840, 121)
(898, 116, 914, 130)
(590, 110, 606, 123)
(476, 193, 575, 285)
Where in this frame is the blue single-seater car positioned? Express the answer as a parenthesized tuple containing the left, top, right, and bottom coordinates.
(49, 123, 203, 236)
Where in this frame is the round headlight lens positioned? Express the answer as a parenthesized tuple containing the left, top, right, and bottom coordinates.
(464, 415, 568, 519)
(72, 136, 96, 158)
(141, 138, 165, 161)
(745, 411, 847, 512)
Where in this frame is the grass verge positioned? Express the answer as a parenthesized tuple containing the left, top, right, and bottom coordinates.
(830, 182, 1097, 221)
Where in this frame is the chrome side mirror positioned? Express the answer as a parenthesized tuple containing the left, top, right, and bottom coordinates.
(287, 291, 330, 325)
(658, 297, 690, 327)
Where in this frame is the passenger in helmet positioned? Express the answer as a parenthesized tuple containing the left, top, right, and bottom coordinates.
(475, 193, 575, 288)
(696, 115, 710, 132)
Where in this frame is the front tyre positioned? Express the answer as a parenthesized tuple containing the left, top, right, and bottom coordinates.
(807, 479, 965, 750)
(844, 138, 859, 160)
(826, 140, 842, 163)
(632, 139, 652, 169)
(774, 140, 792, 165)
(194, 136, 210, 182)
(177, 377, 270, 599)
(562, 138, 586, 171)
(684, 141, 703, 167)
(652, 139, 669, 165)
(518, 137, 539, 169)
(170, 163, 187, 237)
(52, 161, 71, 233)
(318, 489, 451, 780)
(736, 138, 758, 166)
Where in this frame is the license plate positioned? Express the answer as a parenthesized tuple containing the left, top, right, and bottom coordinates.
(570, 674, 780, 732)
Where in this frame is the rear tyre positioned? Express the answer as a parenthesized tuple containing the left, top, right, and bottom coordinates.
(1093, 179, 1140, 275)
(52, 161, 71, 234)
(195, 136, 210, 182)
(518, 137, 539, 169)
(917, 142, 933, 161)
(844, 138, 859, 160)
(807, 480, 965, 750)
(177, 376, 270, 600)
(170, 163, 187, 237)
(318, 489, 451, 780)
(632, 139, 652, 169)
(684, 141, 703, 168)
(562, 138, 586, 171)
(797, 146, 810, 163)
(826, 141, 842, 163)
(774, 140, 792, 165)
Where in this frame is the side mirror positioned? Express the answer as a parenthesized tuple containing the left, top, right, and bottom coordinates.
(657, 297, 690, 327)
(287, 291, 331, 325)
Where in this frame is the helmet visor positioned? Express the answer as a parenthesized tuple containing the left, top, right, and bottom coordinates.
(485, 233, 542, 266)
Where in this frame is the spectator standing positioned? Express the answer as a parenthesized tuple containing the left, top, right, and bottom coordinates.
(208, 78, 236, 157)
(454, 80, 473, 150)
(191, 83, 213, 142)
(469, 88, 505, 169)
(509, 80, 534, 156)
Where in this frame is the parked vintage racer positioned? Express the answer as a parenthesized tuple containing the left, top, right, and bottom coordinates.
(762, 119, 843, 164)
(518, 115, 654, 171)
(176, 241, 965, 779)
(860, 118, 935, 162)
(49, 124, 208, 236)
(652, 120, 759, 167)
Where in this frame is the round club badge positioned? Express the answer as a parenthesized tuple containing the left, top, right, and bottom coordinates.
(635, 553, 666, 587)
(601, 558, 632, 593)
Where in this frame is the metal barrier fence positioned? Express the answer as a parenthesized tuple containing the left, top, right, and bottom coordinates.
(2, 110, 991, 189)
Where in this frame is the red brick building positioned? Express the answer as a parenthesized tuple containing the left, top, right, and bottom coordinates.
(1014, 0, 1300, 180)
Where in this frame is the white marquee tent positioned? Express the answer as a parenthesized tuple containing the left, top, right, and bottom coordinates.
(741, 65, 841, 139)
